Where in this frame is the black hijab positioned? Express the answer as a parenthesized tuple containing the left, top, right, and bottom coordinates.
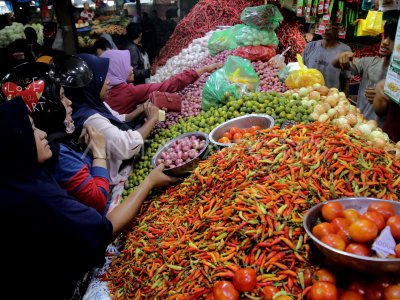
(0, 98, 113, 299)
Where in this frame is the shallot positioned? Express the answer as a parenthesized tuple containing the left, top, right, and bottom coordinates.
(156, 136, 206, 168)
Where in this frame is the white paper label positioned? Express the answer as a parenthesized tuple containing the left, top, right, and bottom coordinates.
(372, 226, 396, 258)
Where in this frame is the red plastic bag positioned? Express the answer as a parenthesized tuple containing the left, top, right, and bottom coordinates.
(233, 46, 276, 62)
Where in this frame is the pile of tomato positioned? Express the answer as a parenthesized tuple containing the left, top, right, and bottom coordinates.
(205, 267, 293, 300)
(312, 201, 400, 258)
(306, 268, 400, 300)
(217, 125, 262, 144)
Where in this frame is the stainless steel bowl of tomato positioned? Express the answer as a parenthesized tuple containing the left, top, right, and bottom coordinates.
(304, 198, 400, 274)
(209, 114, 275, 147)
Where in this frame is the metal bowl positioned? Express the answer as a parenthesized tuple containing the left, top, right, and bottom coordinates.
(209, 114, 275, 147)
(304, 197, 400, 274)
(151, 132, 209, 178)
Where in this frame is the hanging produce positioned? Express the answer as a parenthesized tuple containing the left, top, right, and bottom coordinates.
(106, 122, 400, 299)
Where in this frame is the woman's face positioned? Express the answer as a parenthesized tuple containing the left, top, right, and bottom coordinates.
(83, 3, 90, 10)
(30, 116, 52, 163)
(60, 87, 75, 134)
(127, 66, 134, 83)
(100, 79, 110, 101)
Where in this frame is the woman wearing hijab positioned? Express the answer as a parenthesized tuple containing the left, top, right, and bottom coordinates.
(0, 98, 177, 299)
(64, 53, 160, 185)
(101, 49, 223, 114)
(1, 59, 109, 212)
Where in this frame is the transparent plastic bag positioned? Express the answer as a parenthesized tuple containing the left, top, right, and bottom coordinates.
(268, 46, 291, 70)
(234, 25, 279, 48)
(202, 56, 260, 110)
(285, 54, 324, 89)
(233, 45, 276, 62)
(208, 26, 239, 56)
(240, 5, 284, 31)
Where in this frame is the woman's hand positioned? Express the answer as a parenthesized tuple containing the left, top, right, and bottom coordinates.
(147, 164, 180, 188)
(85, 125, 107, 159)
(196, 62, 224, 76)
(143, 101, 159, 122)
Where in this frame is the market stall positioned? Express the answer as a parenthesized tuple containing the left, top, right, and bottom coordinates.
(78, 0, 400, 297)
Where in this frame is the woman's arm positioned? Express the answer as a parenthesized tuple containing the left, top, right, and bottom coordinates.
(107, 164, 179, 238)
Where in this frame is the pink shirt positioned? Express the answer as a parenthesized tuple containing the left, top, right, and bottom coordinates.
(106, 69, 199, 114)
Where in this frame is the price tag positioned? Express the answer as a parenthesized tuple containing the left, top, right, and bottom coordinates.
(372, 226, 396, 258)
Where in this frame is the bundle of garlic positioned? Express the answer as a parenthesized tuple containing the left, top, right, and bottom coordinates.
(149, 31, 213, 83)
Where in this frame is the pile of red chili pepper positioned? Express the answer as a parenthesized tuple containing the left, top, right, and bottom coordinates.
(275, 20, 307, 63)
(153, 0, 264, 68)
(353, 43, 381, 58)
(105, 123, 400, 299)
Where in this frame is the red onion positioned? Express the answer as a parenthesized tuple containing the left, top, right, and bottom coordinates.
(157, 135, 206, 168)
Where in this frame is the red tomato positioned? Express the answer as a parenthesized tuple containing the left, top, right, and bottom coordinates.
(213, 281, 240, 300)
(331, 218, 351, 232)
(229, 127, 241, 135)
(261, 286, 280, 300)
(348, 280, 368, 296)
(310, 282, 338, 300)
(303, 268, 314, 287)
(349, 219, 378, 243)
(383, 285, 400, 299)
(205, 293, 215, 300)
(233, 132, 243, 141)
(337, 227, 351, 245)
(345, 243, 371, 256)
(223, 132, 232, 139)
(361, 212, 386, 232)
(275, 296, 293, 300)
(322, 202, 344, 222)
(321, 233, 346, 251)
(219, 137, 231, 144)
(367, 202, 395, 220)
(395, 243, 400, 258)
(243, 132, 252, 138)
(312, 269, 336, 284)
(366, 286, 383, 300)
(387, 216, 400, 240)
(366, 277, 392, 300)
(250, 125, 262, 132)
(233, 268, 257, 292)
(343, 209, 361, 223)
(340, 291, 366, 300)
(312, 222, 337, 239)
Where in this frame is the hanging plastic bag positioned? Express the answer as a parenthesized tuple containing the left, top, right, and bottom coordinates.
(208, 26, 239, 56)
(233, 45, 276, 62)
(240, 5, 284, 31)
(234, 25, 279, 48)
(285, 54, 324, 89)
(364, 10, 384, 34)
(202, 56, 260, 110)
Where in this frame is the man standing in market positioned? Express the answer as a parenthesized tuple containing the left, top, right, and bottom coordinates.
(302, 23, 352, 94)
(332, 19, 398, 128)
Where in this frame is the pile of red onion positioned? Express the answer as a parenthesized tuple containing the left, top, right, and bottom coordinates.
(252, 61, 287, 93)
(156, 135, 207, 169)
